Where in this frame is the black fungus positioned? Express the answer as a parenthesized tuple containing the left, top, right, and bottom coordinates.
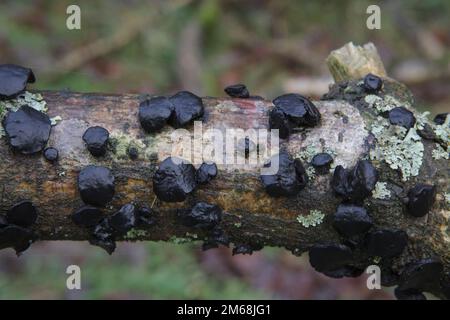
(78, 165, 115, 207)
(89, 219, 116, 255)
(365, 229, 408, 258)
(268, 106, 292, 139)
(332, 204, 373, 238)
(6, 200, 38, 227)
(0, 64, 35, 99)
(311, 153, 333, 174)
(0, 215, 8, 227)
(363, 73, 383, 93)
(136, 206, 156, 227)
(179, 202, 221, 230)
(394, 287, 426, 300)
(138, 96, 173, 133)
(232, 243, 263, 255)
(109, 204, 137, 235)
(308, 243, 353, 274)
(331, 160, 378, 202)
(202, 227, 230, 251)
(195, 162, 218, 184)
(433, 113, 448, 125)
(71, 205, 103, 227)
(272, 93, 321, 130)
(43, 147, 58, 162)
(398, 258, 443, 292)
(417, 123, 436, 140)
(2, 105, 51, 154)
(153, 157, 197, 202)
(128, 146, 139, 160)
(388, 107, 416, 129)
(322, 266, 365, 279)
(0, 225, 37, 254)
(82, 126, 109, 157)
(224, 84, 250, 98)
(168, 91, 204, 128)
(260, 151, 307, 197)
(406, 184, 436, 217)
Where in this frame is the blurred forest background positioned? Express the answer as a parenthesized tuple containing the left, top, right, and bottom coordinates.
(0, 0, 449, 299)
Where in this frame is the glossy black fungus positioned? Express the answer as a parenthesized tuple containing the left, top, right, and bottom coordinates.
(308, 243, 353, 274)
(6, 200, 38, 227)
(311, 153, 333, 174)
(89, 219, 116, 255)
(168, 91, 204, 128)
(195, 162, 218, 184)
(179, 202, 221, 230)
(332, 204, 373, 237)
(260, 151, 307, 197)
(363, 73, 383, 93)
(0, 215, 8, 227)
(388, 107, 416, 129)
(82, 126, 109, 157)
(365, 229, 408, 258)
(398, 258, 443, 292)
(202, 227, 230, 251)
(138, 96, 173, 133)
(43, 147, 58, 162)
(268, 106, 292, 139)
(380, 267, 400, 287)
(153, 157, 197, 202)
(128, 146, 138, 160)
(0, 64, 35, 98)
(136, 207, 156, 227)
(232, 243, 263, 256)
(109, 204, 137, 235)
(224, 84, 250, 98)
(2, 105, 51, 154)
(394, 287, 426, 300)
(78, 165, 115, 207)
(433, 113, 448, 125)
(406, 184, 436, 217)
(0, 225, 36, 254)
(71, 205, 103, 228)
(331, 160, 378, 202)
(323, 266, 365, 279)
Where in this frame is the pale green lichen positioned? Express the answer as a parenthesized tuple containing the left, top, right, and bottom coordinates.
(109, 132, 146, 160)
(296, 210, 325, 228)
(168, 236, 193, 244)
(50, 115, 62, 126)
(296, 144, 320, 163)
(305, 166, 316, 180)
(372, 181, 391, 199)
(234, 222, 242, 228)
(365, 94, 406, 113)
(124, 229, 148, 240)
(432, 144, 449, 160)
(434, 115, 450, 144)
(415, 111, 431, 131)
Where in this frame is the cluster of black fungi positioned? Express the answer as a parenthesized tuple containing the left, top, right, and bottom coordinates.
(0, 67, 448, 298)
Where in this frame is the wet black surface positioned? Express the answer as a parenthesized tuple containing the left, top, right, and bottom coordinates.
(365, 229, 408, 258)
(82, 126, 110, 157)
(224, 84, 250, 98)
(406, 184, 436, 217)
(71, 205, 103, 227)
(6, 200, 38, 227)
(331, 204, 373, 238)
(0, 64, 35, 98)
(77, 165, 115, 207)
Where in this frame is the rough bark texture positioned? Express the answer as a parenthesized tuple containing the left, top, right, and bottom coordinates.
(0, 43, 449, 297)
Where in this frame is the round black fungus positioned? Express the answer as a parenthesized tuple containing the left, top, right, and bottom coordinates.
(138, 96, 173, 133)
(43, 147, 58, 162)
(2, 105, 51, 154)
(433, 113, 448, 125)
(195, 162, 218, 184)
(268, 106, 292, 139)
(71, 205, 103, 227)
(153, 157, 197, 202)
(388, 107, 416, 129)
(6, 200, 38, 227)
(179, 202, 221, 230)
(331, 160, 378, 202)
(136, 207, 156, 227)
(78, 165, 115, 207)
(89, 219, 116, 255)
(224, 84, 250, 98)
(109, 203, 137, 235)
(232, 243, 263, 256)
(332, 204, 373, 237)
(311, 153, 333, 174)
(394, 287, 426, 300)
(260, 151, 307, 197)
(272, 93, 321, 127)
(308, 243, 353, 273)
(406, 184, 436, 217)
(0, 225, 37, 254)
(82, 126, 109, 157)
(168, 91, 204, 128)
(365, 229, 408, 258)
(398, 258, 443, 292)
(128, 146, 138, 160)
(363, 73, 383, 93)
(0, 64, 35, 99)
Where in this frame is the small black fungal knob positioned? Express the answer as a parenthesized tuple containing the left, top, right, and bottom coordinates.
(71, 205, 103, 228)
(6, 200, 38, 227)
(406, 184, 436, 217)
(232, 243, 263, 256)
(109, 203, 137, 235)
(268, 106, 292, 139)
(365, 229, 408, 258)
(394, 287, 426, 300)
(136, 207, 156, 227)
(388, 107, 416, 129)
(363, 73, 383, 93)
(82, 126, 109, 157)
(0, 64, 35, 99)
(178, 202, 221, 230)
(0, 225, 37, 254)
(127, 146, 139, 160)
(311, 153, 333, 174)
(195, 162, 218, 184)
(43, 147, 58, 162)
(398, 258, 443, 293)
(308, 243, 353, 274)
(224, 84, 250, 98)
(433, 113, 448, 125)
(260, 151, 307, 197)
(332, 204, 373, 238)
(2, 105, 51, 154)
(77, 165, 115, 207)
(89, 218, 116, 255)
(153, 157, 197, 202)
(168, 91, 204, 128)
(138, 96, 173, 133)
(202, 227, 230, 251)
